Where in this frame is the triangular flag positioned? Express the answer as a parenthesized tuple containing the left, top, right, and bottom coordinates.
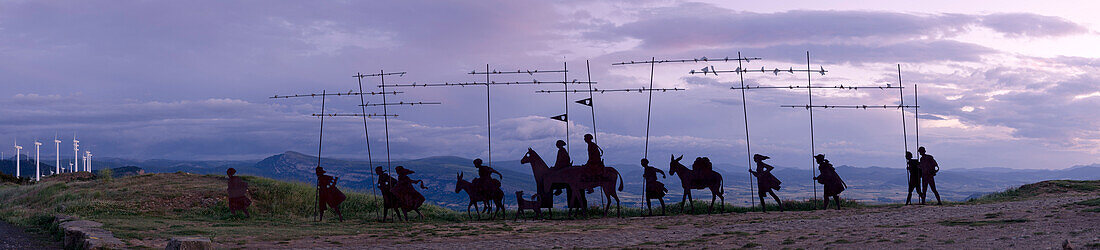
(550, 114, 568, 122)
(575, 98, 592, 107)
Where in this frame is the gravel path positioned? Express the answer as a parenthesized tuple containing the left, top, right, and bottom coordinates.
(254, 193, 1100, 249)
(0, 221, 60, 250)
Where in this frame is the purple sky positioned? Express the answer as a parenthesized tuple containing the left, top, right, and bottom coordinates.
(3, 0, 1099, 170)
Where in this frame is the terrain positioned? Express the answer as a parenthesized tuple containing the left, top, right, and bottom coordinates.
(0, 172, 1097, 248)
(6, 152, 1100, 209)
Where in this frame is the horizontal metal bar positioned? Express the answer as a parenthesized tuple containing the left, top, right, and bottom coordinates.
(731, 85, 902, 90)
(536, 88, 686, 93)
(359, 102, 442, 107)
(690, 66, 827, 75)
(270, 91, 403, 99)
(354, 72, 406, 77)
(780, 105, 920, 109)
(468, 69, 566, 75)
(612, 56, 762, 65)
(310, 113, 400, 117)
(381, 80, 596, 88)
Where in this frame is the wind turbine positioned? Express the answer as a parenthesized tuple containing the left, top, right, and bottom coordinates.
(85, 151, 92, 172)
(72, 137, 79, 173)
(14, 140, 22, 178)
(35, 140, 42, 181)
(54, 136, 61, 175)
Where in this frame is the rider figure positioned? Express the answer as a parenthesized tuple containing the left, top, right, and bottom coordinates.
(472, 158, 502, 192)
(553, 140, 571, 169)
(584, 134, 603, 170)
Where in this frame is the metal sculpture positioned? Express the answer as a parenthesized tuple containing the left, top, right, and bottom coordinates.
(514, 191, 544, 220)
(641, 158, 667, 215)
(812, 154, 846, 210)
(668, 155, 724, 213)
(226, 168, 251, 217)
(749, 154, 783, 212)
(393, 166, 427, 221)
(455, 171, 504, 219)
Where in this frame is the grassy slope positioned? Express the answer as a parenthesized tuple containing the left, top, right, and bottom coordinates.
(9, 173, 1089, 246)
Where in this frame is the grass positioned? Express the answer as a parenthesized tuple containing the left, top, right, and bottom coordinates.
(967, 180, 1100, 203)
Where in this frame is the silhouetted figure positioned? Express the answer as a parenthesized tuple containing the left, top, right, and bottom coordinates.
(918, 147, 942, 205)
(471, 158, 502, 192)
(532, 147, 625, 218)
(455, 172, 505, 219)
(315, 166, 345, 222)
(514, 191, 543, 221)
(905, 151, 924, 205)
(668, 155, 725, 213)
(553, 140, 572, 169)
(226, 168, 251, 217)
(641, 158, 667, 215)
(584, 134, 604, 170)
(375, 166, 401, 221)
(394, 166, 427, 221)
(749, 154, 783, 212)
(813, 154, 846, 210)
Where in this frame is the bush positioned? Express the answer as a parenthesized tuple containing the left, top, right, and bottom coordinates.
(97, 169, 114, 183)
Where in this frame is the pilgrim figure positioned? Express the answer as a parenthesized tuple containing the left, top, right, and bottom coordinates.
(813, 154, 846, 210)
(918, 147, 942, 205)
(316, 166, 346, 221)
(905, 151, 924, 205)
(471, 158, 502, 193)
(226, 168, 251, 217)
(553, 140, 572, 169)
(584, 134, 604, 170)
(641, 158, 667, 215)
(749, 154, 783, 212)
(394, 166, 427, 219)
(375, 166, 401, 221)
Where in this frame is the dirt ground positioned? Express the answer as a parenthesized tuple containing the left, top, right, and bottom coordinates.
(235, 192, 1100, 249)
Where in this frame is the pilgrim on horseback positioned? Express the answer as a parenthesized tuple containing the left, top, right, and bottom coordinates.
(393, 166, 427, 220)
(553, 140, 572, 169)
(472, 158, 503, 192)
(668, 155, 725, 213)
(455, 171, 505, 219)
(315, 166, 346, 222)
(584, 134, 604, 171)
(749, 154, 783, 212)
(641, 158, 668, 215)
(813, 154, 847, 210)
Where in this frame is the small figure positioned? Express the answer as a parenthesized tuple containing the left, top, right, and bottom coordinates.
(225, 168, 251, 218)
(918, 147, 942, 205)
(749, 154, 783, 212)
(552, 140, 572, 169)
(813, 154, 846, 210)
(905, 151, 924, 205)
(316, 166, 345, 222)
(394, 166, 427, 221)
(641, 158, 667, 215)
(514, 191, 543, 221)
(471, 158, 502, 191)
(375, 166, 401, 221)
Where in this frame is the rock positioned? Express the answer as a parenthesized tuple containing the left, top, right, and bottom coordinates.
(56, 216, 124, 250)
(165, 237, 214, 250)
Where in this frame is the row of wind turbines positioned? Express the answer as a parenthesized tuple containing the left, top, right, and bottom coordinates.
(7, 135, 92, 182)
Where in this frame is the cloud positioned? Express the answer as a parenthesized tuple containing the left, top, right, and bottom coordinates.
(981, 13, 1089, 38)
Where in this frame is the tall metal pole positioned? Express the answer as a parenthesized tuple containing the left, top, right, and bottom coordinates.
(381, 71, 393, 171)
(586, 60, 597, 143)
(806, 51, 818, 206)
(898, 65, 909, 186)
(485, 64, 492, 167)
(644, 57, 655, 158)
(564, 62, 570, 153)
(738, 52, 756, 210)
(355, 73, 379, 218)
(914, 83, 920, 148)
(315, 89, 326, 222)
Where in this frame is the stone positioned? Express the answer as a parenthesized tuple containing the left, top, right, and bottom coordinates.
(57, 216, 124, 250)
(165, 236, 214, 250)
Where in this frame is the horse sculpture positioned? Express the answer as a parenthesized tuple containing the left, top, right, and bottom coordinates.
(523, 148, 624, 217)
(455, 172, 504, 219)
(669, 155, 725, 213)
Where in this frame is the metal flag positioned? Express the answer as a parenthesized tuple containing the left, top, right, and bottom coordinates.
(575, 98, 592, 107)
(550, 114, 568, 122)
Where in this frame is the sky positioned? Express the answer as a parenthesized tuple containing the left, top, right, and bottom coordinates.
(2, 0, 1100, 170)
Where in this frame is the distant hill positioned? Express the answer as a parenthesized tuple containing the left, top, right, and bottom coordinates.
(66, 152, 1100, 209)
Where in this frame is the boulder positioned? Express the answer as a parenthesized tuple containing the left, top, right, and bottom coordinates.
(56, 216, 124, 250)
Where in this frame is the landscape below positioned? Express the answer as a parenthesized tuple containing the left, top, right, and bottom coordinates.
(0, 172, 1097, 248)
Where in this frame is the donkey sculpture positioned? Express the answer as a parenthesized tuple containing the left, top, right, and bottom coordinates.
(522, 148, 624, 217)
(455, 172, 504, 219)
(669, 155, 725, 213)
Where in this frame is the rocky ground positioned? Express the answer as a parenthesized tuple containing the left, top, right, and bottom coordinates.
(248, 193, 1100, 249)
